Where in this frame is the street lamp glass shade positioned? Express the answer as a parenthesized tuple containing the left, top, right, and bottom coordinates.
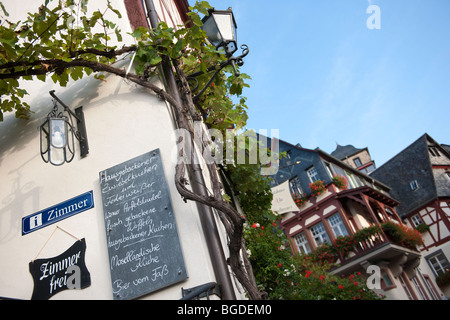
(40, 116, 75, 166)
(50, 118, 67, 148)
(202, 8, 237, 51)
(50, 146, 66, 166)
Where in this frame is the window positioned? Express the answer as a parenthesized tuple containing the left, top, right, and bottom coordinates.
(353, 157, 362, 167)
(427, 251, 450, 276)
(361, 164, 376, 174)
(385, 208, 396, 218)
(328, 213, 349, 238)
(412, 276, 428, 300)
(429, 147, 440, 157)
(411, 214, 424, 227)
(410, 180, 419, 191)
(294, 232, 311, 255)
(423, 274, 440, 300)
(289, 177, 304, 197)
(381, 270, 394, 288)
(307, 166, 320, 183)
(399, 274, 415, 300)
(310, 222, 330, 247)
(325, 162, 334, 178)
(345, 171, 359, 188)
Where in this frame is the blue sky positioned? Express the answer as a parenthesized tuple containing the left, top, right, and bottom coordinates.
(191, 0, 450, 167)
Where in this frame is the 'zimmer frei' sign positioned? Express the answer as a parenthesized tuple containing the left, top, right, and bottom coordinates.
(29, 238, 91, 300)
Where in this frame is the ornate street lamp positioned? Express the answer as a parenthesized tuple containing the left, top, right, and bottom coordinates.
(187, 7, 249, 101)
(202, 7, 239, 56)
(40, 91, 89, 166)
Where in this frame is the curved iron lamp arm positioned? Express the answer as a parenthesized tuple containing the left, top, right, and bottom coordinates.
(187, 44, 249, 101)
(49, 90, 81, 122)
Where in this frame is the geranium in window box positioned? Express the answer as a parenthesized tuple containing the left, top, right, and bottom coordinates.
(292, 193, 307, 208)
(436, 271, 450, 288)
(332, 174, 348, 190)
(415, 223, 430, 234)
(309, 180, 326, 197)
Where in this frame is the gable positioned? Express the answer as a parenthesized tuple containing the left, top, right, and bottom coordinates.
(371, 134, 437, 217)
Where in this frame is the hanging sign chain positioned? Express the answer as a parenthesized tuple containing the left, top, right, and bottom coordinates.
(33, 226, 81, 261)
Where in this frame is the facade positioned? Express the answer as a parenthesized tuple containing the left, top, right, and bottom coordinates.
(0, 0, 244, 300)
(331, 144, 376, 174)
(371, 133, 450, 298)
(269, 138, 444, 300)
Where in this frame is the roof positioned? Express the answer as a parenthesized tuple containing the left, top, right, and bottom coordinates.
(442, 144, 450, 154)
(370, 133, 450, 217)
(330, 144, 366, 160)
(267, 136, 392, 193)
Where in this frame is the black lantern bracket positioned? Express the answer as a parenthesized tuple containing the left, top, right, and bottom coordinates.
(40, 90, 89, 166)
(187, 7, 249, 101)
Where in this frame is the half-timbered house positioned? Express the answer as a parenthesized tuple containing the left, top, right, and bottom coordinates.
(371, 133, 450, 298)
(268, 137, 445, 300)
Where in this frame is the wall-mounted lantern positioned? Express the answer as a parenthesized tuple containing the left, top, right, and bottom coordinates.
(201, 7, 238, 56)
(187, 7, 249, 101)
(40, 91, 89, 166)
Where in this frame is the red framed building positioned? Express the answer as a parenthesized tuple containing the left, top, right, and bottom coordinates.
(268, 137, 444, 300)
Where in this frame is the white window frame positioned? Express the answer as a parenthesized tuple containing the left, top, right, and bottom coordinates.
(427, 252, 450, 276)
(328, 213, 349, 238)
(293, 232, 311, 255)
(310, 222, 330, 247)
(411, 214, 424, 227)
(307, 166, 320, 183)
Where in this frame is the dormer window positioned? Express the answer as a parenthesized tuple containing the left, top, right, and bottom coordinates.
(307, 166, 320, 183)
(353, 157, 362, 167)
(410, 180, 419, 191)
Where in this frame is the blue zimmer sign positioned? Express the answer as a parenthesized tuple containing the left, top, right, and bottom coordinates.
(22, 191, 94, 235)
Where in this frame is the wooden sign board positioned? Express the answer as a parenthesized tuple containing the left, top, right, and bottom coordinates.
(99, 149, 187, 300)
(29, 238, 91, 300)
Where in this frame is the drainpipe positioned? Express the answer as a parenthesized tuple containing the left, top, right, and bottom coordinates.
(142, 0, 236, 300)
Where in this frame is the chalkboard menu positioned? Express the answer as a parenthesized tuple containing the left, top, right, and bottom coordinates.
(99, 149, 187, 300)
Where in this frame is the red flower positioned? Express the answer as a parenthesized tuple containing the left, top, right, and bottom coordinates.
(338, 285, 344, 289)
(305, 270, 313, 278)
(277, 263, 282, 268)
